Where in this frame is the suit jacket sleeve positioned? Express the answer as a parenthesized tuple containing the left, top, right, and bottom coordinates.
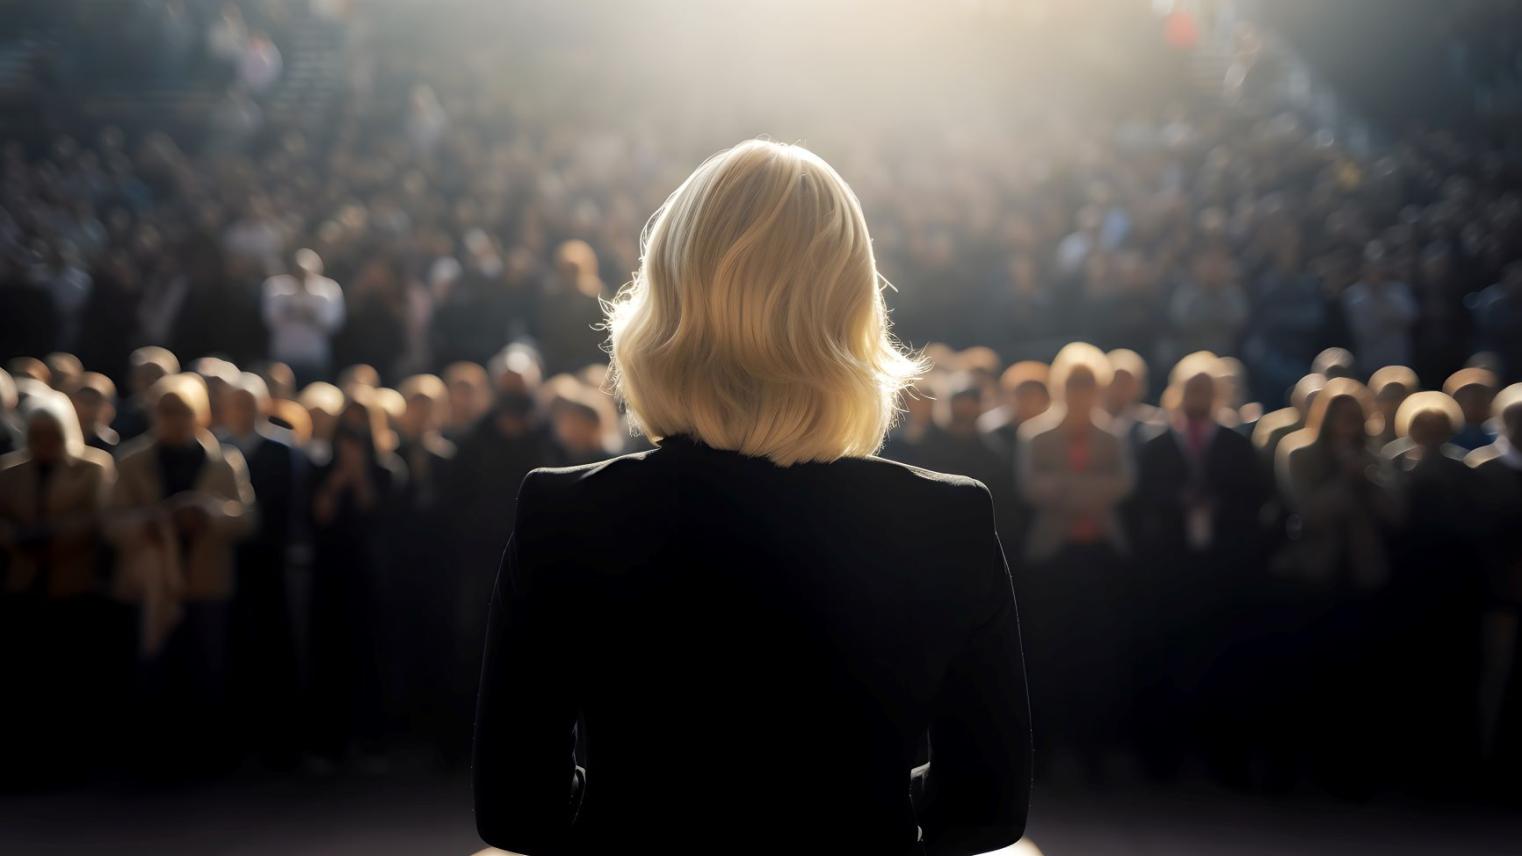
(473, 470, 580, 855)
(918, 483, 1033, 856)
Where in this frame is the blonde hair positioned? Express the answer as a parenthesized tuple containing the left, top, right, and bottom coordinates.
(271, 399, 313, 445)
(20, 388, 85, 458)
(1169, 350, 1220, 389)
(1443, 367, 1498, 398)
(1000, 360, 1049, 393)
(1369, 365, 1419, 399)
(1107, 348, 1149, 382)
(602, 139, 927, 466)
(149, 373, 213, 430)
(1394, 390, 1463, 439)
(1303, 377, 1376, 443)
(1494, 383, 1522, 420)
(298, 382, 346, 419)
(400, 373, 448, 405)
(1049, 342, 1113, 400)
(372, 387, 406, 423)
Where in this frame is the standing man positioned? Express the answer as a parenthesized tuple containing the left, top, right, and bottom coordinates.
(262, 249, 345, 387)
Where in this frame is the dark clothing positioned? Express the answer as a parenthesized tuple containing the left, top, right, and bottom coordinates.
(392, 434, 460, 751)
(429, 270, 530, 370)
(473, 433, 1032, 856)
(918, 424, 1026, 561)
(230, 428, 303, 762)
(112, 399, 152, 444)
(307, 452, 407, 759)
(1388, 449, 1486, 791)
(449, 418, 556, 737)
(1130, 422, 1270, 777)
(1132, 423, 1267, 568)
(533, 284, 607, 376)
(156, 440, 208, 498)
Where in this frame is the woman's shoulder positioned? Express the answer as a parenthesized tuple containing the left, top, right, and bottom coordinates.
(521, 443, 989, 506)
(858, 452, 992, 498)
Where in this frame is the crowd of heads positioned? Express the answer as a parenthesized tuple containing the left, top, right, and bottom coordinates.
(2, 0, 1522, 796)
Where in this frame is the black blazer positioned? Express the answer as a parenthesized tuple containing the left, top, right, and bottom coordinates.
(1131, 422, 1268, 566)
(473, 432, 1032, 856)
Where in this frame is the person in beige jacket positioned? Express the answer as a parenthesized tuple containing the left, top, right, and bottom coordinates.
(1, 389, 116, 598)
(110, 373, 255, 772)
(1014, 342, 1135, 778)
(1017, 343, 1135, 565)
(0, 387, 117, 781)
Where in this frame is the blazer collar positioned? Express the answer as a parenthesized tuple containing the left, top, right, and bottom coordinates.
(657, 432, 705, 450)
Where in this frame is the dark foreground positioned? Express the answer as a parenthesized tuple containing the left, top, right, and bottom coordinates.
(3, 767, 1520, 856)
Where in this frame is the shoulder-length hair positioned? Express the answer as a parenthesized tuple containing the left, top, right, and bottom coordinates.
(332, 386, 398, 458)
(601, 139, 927, 467)
(149, 373, 213, 431)
(20, 387, 86, 459)
(1394, 391, 1463, 439)
(1303, 377, 1377, 444)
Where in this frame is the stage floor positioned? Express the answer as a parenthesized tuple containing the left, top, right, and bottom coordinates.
(3, 770, 1519, 855)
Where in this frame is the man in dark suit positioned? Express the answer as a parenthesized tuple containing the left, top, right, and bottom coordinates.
(1131, 358, 1269, 781)
(221, 372, 303, 767)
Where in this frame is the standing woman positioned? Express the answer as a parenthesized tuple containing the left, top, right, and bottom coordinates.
(0, 388, 116, 783)
(473, 140, 1031, 856)
(111, 373, 256, 775)
(307, 387, 406, 768)
(1276, 378, 1400, 795)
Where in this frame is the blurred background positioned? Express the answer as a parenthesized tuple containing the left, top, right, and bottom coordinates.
(2, 0, 1522, 853)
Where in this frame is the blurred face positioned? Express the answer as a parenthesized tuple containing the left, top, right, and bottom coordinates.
(71, 390, 108, 429)
(494, 369, 530, 397)
(224, 389, 258, 437)
(449, 381, 483, 425)
(402, 395, 435, 438)
(949, 392, 981, 426)
(554, 410, 601, 451)
(27, 416, 66, 464)
(1408, 411, 1452, 450)
(153, 393, 198, 446)
(1064, 368, 1099, 416)
(1326, 398, 1366, 446)
(1105, 369, 1140, 413)
(1181, 374, 1216, 420)
(1454, 386, 1494, 426)
(1013, 382, 1049, 422)
(340, 404, 371, 434)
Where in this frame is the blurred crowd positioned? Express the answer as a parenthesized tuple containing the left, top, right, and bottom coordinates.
(2, 0, 1522, 802)
(4, 338, 1522, 802)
